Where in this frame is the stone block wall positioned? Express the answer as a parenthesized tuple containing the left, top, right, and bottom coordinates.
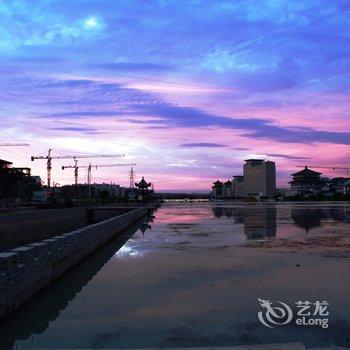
(0, 207, 147, 319)
(0, 207, 88, 249)
(0, 206, 141, 250)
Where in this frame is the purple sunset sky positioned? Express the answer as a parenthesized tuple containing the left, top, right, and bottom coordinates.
(0, 0, 349, 191)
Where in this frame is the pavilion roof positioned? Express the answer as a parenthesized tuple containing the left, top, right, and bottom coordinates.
(212, 180, 223, 187)
(291, 166, 322, 176)
(135, 177, 151, 189)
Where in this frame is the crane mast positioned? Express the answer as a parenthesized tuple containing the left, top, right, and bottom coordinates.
(129, 166, 136, 188)
(31, 149, 125, 187)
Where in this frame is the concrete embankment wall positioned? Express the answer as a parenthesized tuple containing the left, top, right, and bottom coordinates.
(0, 207, 147, 319)
(0, 206, 131, 250)
(90, 207, 130, 223)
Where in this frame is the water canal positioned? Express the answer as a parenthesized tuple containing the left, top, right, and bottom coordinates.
(1, 202, 350, 349)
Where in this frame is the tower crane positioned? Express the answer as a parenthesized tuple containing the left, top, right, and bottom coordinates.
(129, 166, 136, 188)
(62, 163, 137, 186)
(297, 165, 350, 176)
(31, 149, 125, 187)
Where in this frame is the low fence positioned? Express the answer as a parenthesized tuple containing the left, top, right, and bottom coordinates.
(0, 207, 147, 319)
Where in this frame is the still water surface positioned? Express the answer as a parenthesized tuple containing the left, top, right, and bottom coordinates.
(1, 202, 350, 349)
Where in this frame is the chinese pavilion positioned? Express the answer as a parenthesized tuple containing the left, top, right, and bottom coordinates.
(211, 180, 223, 199)
(135, 177, 153, 202)
(289, 166, 325, 194)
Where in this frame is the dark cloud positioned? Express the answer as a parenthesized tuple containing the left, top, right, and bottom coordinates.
(42, 111, 118, 118)
(143, 126, 171, 130)
(90, 62, 172, 72)
(126, 102, 350, 145)
(231, 147, 250, 151)
(49, 126, 99, 132)
(39, 79, 98, 89)
(266, 153, 310, 160)
(179, 143, 228, 148)
(36, 77, 350, 145)
(121, 118, 166, 124)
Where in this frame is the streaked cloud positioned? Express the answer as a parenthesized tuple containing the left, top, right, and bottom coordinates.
(0, 0, 349, 190)
(90, 62, 172, 72)
(266, 153, 310, 161)
(179, 143, 228, 148)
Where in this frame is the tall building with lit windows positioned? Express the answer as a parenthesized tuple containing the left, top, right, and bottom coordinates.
(243, 159, 276, 198)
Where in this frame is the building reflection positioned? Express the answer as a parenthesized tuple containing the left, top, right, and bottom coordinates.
(291, 208, 325, 233)
(212, 206, 277, 240)
(140, 223, 152, 234)
(244, 207, 276, 239)
(213, 205, 350, 238)
(291, 206, 350, 233)
(0, 214, 154, 350)
(212, 207, 224, 218)
(232, 208, 244, 224)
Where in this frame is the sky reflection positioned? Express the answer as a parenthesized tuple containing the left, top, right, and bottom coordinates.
(4, 203, 350, 349)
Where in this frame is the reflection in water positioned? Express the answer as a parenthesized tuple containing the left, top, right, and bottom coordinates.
(140, 223, 152, 234)
(213, 206, 276, 240)
(232, 208, 244, 224)
(0, 215, 153, 350)
(244, 207, 276, 239)
(214, 204, 350, 237)
(292, 207, 350, 233)
(1, 204, 350, 349)
(292, 208, 325, 233)
(115, 245, 143, 257)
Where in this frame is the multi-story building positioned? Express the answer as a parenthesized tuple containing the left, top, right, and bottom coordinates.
(289, 166, 325, 195)
(243, 159, 276, 198)
(0, 159, 41, 200)
(344, 180, 350, 195)
(222, 180, 232, 198)
(61, 183, 126, 201)
(328, 177, 350, 194)
(231, 175, 244, 198)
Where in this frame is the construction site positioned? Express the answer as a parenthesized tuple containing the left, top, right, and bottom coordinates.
(0, 142, 159, 325)
(0, 143, 156, 210)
